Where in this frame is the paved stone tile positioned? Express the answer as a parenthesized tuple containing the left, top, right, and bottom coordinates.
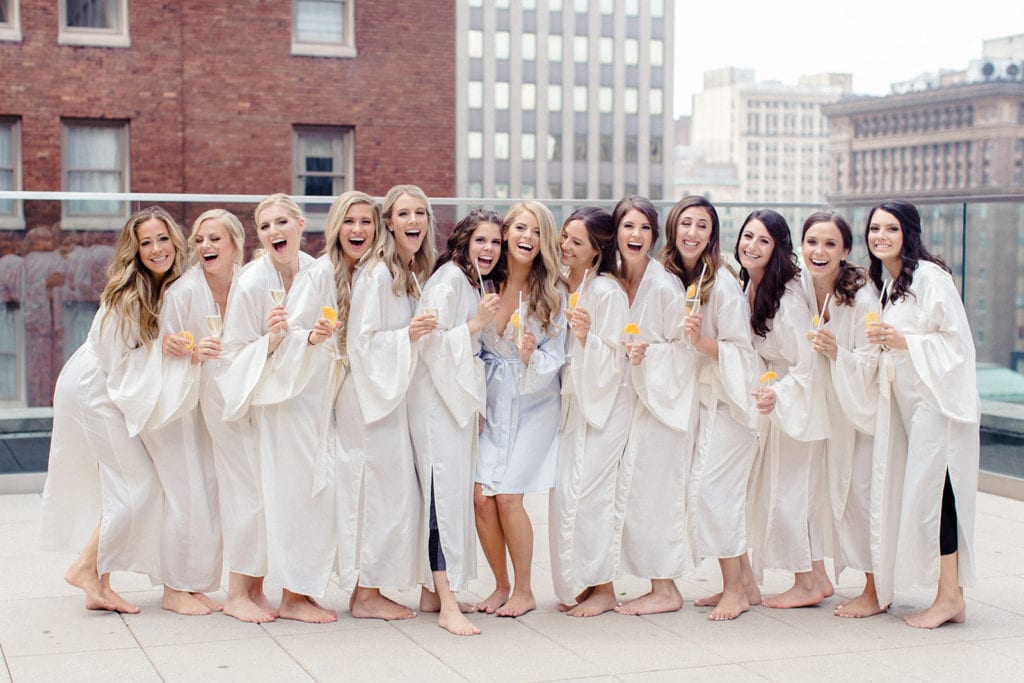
(0, 522, 43, 559)
(876, 641, 1024, 679)
(123, 601, 267, 647)
(6, 647, 161, 682)
(744, 651, 906, 682)
(146, 637, 313, 681)
(974, 635, 1024, 663)
(0, 494, 40, 523)
(959, 575, 1024, 617)
(0, 597, 137, 657)
(619, 664, 766, 682)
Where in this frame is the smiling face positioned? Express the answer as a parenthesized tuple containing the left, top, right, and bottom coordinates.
(802, 221, 849, 287)
(675, 206, 713, 270)
(506, 209, 541, 267)
(137, 217, 177, 277)
(386, 193, 429, 263)
(469, 221, 502, 275)
(617, 208, 654, 268)
(867, 208, 904, 271)
(339, 202, 376, 268)
(256, 202, 304, 266)
(737, 218, 775, 276)
(560, 218, 598, 272)
(192, 217, 237, 277)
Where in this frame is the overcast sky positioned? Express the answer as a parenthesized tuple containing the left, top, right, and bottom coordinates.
(672, 1, 1024, 116)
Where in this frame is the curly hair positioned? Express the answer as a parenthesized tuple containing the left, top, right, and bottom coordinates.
(101, 206, 186, 345)
(864, 199, 950, 304)
(435, 208, 505, 287)
(562, 206, 618, 278)
(503, 201, 565, 335)
(658, 195, 720, 301)
(734, 209, 800, 337)
(801, 210, 867, 307)
(324, 191, 379, 357)
(374, 184, 437, 298)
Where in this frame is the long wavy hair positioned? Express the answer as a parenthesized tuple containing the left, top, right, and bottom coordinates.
(562, 205, 618, 278)
(101, 206, 186, 345)
(375, 184, 437, 298)
(801, 210, 867, 307)
(324, 191, 379, 356)
(189, 209, 245, 268)
(864, 199, 950, 304)
(504, 201, 565, 335)
(435, 208, 505, 287)
(659, 195, 720, 301)
(734, 209, 800, 337)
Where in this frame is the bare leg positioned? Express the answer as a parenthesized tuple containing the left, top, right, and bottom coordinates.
(349, 585, 415, 621)
(432, 571, 480, 636)
(904, 553, 966, 629)
(278, 589, 338, 623)
(834, 572, 886, 618)
(696, 553, 761, 609)
(420, 586, 475, 614)
(616, 579, 683, 615)
(566, 582, 617, 617)
(249, 576, 277, 616)
(708, 556, 753, 621)
(811, 559, 835, 599)
(224, 572, 276, 623)
(162, 586, 212, 615)
(64, 523, 140, 613)
(473, 485, 511, 613)
(762, 570, 827, 609)
(494, 494, 537, 617)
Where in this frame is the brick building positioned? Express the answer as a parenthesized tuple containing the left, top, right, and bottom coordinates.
(0, 0, 456, 406)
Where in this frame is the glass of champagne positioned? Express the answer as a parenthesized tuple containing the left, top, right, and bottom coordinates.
(621, 322, 640, 386)
(269, 269, 286, 336)
(206, 302, 223, 367)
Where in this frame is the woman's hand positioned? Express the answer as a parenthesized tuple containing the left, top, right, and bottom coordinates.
(866, 321, 906, 350)
(755, 387, 777, 415)
(808, 328, 838, 361)
(684, 312, 703, 347)
(518, 329, 537, 366)
(308, 316, 341, 346)
(162, 332, 192, 358)
(468, 293, 501, 336)
(265, 304, 288, 336)
(568, 305, 591, 345)
(624, 340, 649, 366)
(408, 312, 439, 343)
(194, 335, 222, 363)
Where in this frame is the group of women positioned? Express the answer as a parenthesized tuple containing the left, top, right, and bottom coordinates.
(40, 187, 979, 636)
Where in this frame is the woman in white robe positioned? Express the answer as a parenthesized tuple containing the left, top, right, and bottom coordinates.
(736, 209, 832, 609)
(611, 196, 698, 616)
(40, 207, 186, 613)
(218, 194, 333, 623)
(337, 184, 438, 621)
(799, 211, 883, 619)
(660, 196, 760, 621)
(474, 201, 566, 618)
(863, 199, 979, 629)
(409, 210, 503, 635)
(551, 205, 631, 617)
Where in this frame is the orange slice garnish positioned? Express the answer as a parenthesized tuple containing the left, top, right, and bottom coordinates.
(623, 322, 640, 336)
(568, 291, 580, 309)
(181, 330, 195, 351)
(759, 370, 777, 384)
(321, 306, 338, 324)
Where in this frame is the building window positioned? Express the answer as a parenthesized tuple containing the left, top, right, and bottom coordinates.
(62, 120, 129, 228)
(495, 82, 510, 110)
(573, 86, 587, 112)
(547, 134, 561, 161)
(649, 40, 663, 66)
(495, 31, 510, 59)
(574, 134, 588, 161)
(292, 0, 355, 57)
(521, 32, 536, 60)
(59, 0, 129, 48)
(494, 133, 510, 160)
(292, 126, 353, 221)
(650, 0, 664, 16)
(468, 30, 484, 58)
(547, 84, 562, 112)
(548, 182, 562, 198)
(520, 182, 536, 198)
(521, 133, 536, 160)
(521, 83, 536, 110)
(624, 38, 639, 65)
(0, 118, 23, 228)
(599, 37, 613, 64)
(0, 0, 22, 42)
(624, 0, 639, 15)
(600, 0, 614, 14)
(468, 81, 483, 109)
(467, 132, 483, 160)
(0, 301, 24, 406)
(599, 87, 613, 113)
(467, 181, 483, 198)
(624, 88, 638, 114)
(573, 36, 588, 63)
(600, 135, 613, 162)
(649, 89, 663, 115)
(547, 34, 562, 62)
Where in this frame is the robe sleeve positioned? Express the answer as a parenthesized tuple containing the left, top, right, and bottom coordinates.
(103, 309, 165, 438)
(831, 288, 880, 434)
(568, 278, 627, 429)
(146, 276, 202, 431)
(706, 274, 757, 427)
(217, 271, 273, 421)
(769, 287, 830, 441)
(902, 265, 979, 424)
(348, 263, 416, 424)
(521, 301, 567, 396)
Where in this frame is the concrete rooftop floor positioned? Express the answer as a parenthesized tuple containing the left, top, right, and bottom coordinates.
(2, 490, 1024, 682)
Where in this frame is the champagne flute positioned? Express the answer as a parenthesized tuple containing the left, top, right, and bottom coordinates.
(269, 268, 286, 336)
(621, 322, 640, 387)
(206, 302, 223, 367)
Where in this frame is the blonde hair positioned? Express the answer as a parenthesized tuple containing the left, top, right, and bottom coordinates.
(324, 191, 380, 356)
(504, 201, 565, 335)
(189, 209, 246, 268)
(375, 184, 437, 298)
(101, 206, 186, 345)
(254, 193, 303, 229)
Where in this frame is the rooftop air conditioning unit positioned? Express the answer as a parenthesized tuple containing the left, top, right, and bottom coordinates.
(970, 59, 1024, 82)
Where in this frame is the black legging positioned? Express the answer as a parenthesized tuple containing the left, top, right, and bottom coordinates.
(428, 479, 447, 572)
(940, 470, 958, 556)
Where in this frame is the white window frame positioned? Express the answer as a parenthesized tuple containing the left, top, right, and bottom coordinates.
(0, 302, 25, 408)
(0, 0, 22, 42)
(292, 125, 354, 229)
(61, 119, 129, 230)
(0, 117, 24, 229)
(291, 0, 356, 58)
(58, 0, 129, 48)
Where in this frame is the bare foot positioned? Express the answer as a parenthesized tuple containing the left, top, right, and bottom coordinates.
(762, 584, 825, 609)
(708, 589, 751, 621)
(350, 589, 415, 621)
(615, 586, 683, 615)
(496, 591, 536, 617)
(695, 583, 761, 608)
(420, 588, 475, 614)
(904, 596, 966, 629)
(438, 608, 481, 636)
(162, 587, 212, 615)
(224, 595, 277, 623)
(476, 587, 510, 614)
(813, 568, 835, 600)
(567, 587, 616, 618)
(252, 590, 278, 618)
(65, 564, 139, 613)
(834, 592, 886, 618)
(98, 588, 141, 614)
(191, 592, 223, 612)
(279, 594, 338, 623)
(557, 586, 594, 613)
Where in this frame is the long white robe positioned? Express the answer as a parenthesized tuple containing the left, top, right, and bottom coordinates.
(40, 305, 164, 581)
(219, 251, 335, 597)
(871, 261, 979, 606)
(686, 268, 759, 560)
(476, 289, 565, 496)
(407, 262, 485, 591)
(550, 274, 631, 604)
(140, 267, 223, 592)
(335, 259, 422, 592)
(748, 281, 831, 579)
(618, 258, 700, 579)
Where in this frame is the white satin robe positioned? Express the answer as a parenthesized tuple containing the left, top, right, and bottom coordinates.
(618, 258, 700, 579)
(335, 259, 422, 592)
(550, 274, 632, 603)
(747, 281, 831, 579)
(407, 262, 485, 591)
(40, 305, 164, 581)
(871, 261, 979, 606)
(687, 269, 759, 560)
